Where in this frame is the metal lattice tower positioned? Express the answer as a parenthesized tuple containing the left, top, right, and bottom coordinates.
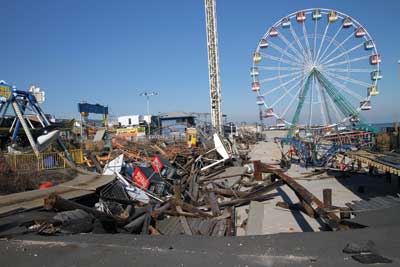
(204, 0, 223, 134)
(288, 72, 314, 137)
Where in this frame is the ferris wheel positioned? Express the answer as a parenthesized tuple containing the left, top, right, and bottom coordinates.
(251, 8, 381, 130)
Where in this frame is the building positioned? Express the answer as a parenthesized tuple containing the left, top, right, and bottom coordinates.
(152, 112, 195, 135)
(118, 115, 140, 127)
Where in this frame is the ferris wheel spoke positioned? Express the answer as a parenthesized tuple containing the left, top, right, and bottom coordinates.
(289, 26, 310, 63)
(278, 32, 305, 62)
(302, 22, 313, 61)
(260, 52, 303, 66)
(315, 69, 359, 119)
(317, 75, 346, 123)
(313, 18, 318, 60)
(270, 74, 307, 107)
(259, 70, 303, 83)
(323, 70, 371, 88)
(319, 32, 354, 64)
(262, 73, 304, 96)
(269, 41, 303, 64)
(316, 25, 343, 63)
(321, 72, 366, 101)
(258, 66, 302, 71)
(281, 87, 303, 119)
(324, 55, 370, 68)
(321, 42, 364, 65)
(281, 74, 309, 118)
(326, 90, 344, 123)
(323, 68, 372, 73)
(315, 22, 330, 63)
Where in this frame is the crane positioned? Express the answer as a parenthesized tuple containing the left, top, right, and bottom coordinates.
(204, 0, 223, 134)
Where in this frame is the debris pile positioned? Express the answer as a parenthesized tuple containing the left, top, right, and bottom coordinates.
(1, 131, 358, 238)
(20, 133, 288, 236)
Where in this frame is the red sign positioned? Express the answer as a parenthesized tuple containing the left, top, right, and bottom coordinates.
(132, 167, 150, 189)
(151, 155, 164, 174)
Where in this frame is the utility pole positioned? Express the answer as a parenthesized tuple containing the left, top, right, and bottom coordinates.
(204, 0, 223, 135)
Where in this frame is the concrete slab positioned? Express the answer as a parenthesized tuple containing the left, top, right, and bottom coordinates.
(246, 133, 367, 234)
(245, 201, 264, 235)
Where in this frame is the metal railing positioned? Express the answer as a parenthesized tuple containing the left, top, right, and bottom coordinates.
(5, 149, 84, 172)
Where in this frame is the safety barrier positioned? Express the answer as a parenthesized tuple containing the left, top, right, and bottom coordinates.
(69, 149, 84, 164)
(5, 149, 84, 172)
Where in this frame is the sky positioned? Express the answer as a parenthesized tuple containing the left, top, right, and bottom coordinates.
(1, 0, 399, 123)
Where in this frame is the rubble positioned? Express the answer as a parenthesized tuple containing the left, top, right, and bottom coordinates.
(0, 130, 358, 238)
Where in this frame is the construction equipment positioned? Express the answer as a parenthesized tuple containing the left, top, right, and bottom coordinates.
(204, 0, 223, 135)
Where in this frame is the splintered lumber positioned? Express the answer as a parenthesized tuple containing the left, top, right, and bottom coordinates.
(44, 194, 108, 218)
(0, 172, 114, 216)
(204, 188, 247, 198)
(124, 214, 147, 233)
(241, 180, 284, 198)
(43, 194, 126, 228)
(171, 199, 213, 218)
(213, 192, 275, 209)
(149, 225, 161, 235)
(151, 203, 171, 219)
(88, 153, 103, 173)
(207, 191, 221, 216)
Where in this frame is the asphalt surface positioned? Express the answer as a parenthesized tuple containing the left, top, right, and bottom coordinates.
(0, 207, 399, 266)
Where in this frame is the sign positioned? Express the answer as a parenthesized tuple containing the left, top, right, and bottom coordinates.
(132, 166, 150, 189)
(117, 127, 138, 135)
(151, 155, 164, 173)
(78, 103, 108, 115)
(0, 84, 11, 100)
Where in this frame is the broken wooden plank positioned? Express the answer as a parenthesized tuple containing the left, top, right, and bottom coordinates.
(0, 172, 114, 216)
(207, 191, 221, 216)
(211, 192, 275, 209)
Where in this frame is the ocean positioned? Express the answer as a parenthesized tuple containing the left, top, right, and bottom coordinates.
(371, 122, 398, 132)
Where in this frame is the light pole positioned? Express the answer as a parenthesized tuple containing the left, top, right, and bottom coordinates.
(139, 91, 158, 136)
(139, 91, 158, 115)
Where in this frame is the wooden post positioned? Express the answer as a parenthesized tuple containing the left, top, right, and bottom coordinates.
(323, 188, 332, 210)
(253, 160, 262, 181)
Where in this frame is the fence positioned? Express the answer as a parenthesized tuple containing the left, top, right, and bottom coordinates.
(5, 149, 84, 172)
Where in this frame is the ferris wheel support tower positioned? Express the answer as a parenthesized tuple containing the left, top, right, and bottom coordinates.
(204, 0, 223, 134)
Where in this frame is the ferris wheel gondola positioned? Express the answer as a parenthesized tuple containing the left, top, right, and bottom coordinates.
(250, 8, 381, 132)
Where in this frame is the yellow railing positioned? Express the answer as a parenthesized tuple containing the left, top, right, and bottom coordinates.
(70, 149, 84, 164)
(5, 149, 84, 172)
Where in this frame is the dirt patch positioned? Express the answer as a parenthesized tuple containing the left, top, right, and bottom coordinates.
(0, 159, 78, 194)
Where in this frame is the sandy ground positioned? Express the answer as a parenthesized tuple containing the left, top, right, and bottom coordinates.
(236, 130, 399, 235)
